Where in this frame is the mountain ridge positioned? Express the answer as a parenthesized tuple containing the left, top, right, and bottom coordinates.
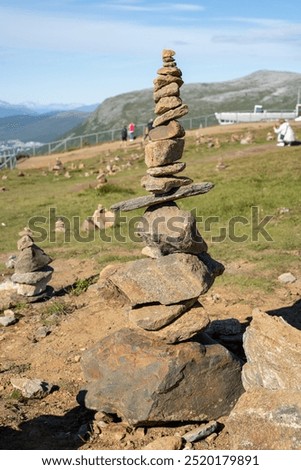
(68, 69, 301, 138)
(1, 70, 301, 143)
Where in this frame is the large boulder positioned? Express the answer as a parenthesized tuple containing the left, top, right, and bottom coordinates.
(242, 309, 301, 391)
(81, 328, 244, 427)
(225, 388, 301, 449)
(107, 252, 221, 306)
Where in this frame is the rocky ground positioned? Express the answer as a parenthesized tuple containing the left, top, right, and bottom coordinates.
(1, 123, 301, 450)
(1, 252, 300, 450)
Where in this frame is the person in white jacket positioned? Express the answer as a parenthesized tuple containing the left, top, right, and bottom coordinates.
(273, 119, 296, 146)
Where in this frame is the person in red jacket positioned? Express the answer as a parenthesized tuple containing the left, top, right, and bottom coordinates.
(128, 122, 135, 141)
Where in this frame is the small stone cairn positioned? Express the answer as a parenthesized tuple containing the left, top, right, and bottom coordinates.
(81, 50, 243, 427)
(10, 227, 53, 298)
(81, 204, 115, 232)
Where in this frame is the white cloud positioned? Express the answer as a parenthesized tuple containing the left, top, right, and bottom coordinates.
(106, 1, 205, 13)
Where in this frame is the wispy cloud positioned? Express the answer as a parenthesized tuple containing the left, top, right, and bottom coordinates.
(1, 3, 301, 103)
(212, 17, 301, 45)
(106, 1, 205, 13)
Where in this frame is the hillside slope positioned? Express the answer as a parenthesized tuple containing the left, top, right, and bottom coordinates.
(0, 111, 91, 143)
(69, 70, 301, 136)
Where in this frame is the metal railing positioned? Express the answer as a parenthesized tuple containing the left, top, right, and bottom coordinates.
(0, 113, 217, 165)
(0, 153, 17, 170)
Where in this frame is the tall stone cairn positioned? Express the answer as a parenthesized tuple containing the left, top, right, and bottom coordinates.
(81, 50, 243, 428)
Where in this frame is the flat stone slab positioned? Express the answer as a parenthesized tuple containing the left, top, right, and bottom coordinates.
(155, 96, 182, 115)
(149, 120, 185, 141)
(153, 104, 188, 127)
(146, 162, 186, 176)
(110, 182, 214, 212)
(153, 75, 183, 93)
(128, 298, 196, 331)
(11, 266, 54, 285)
(141, 174, 192, 194)
(144, 305, 210, 344)
(153, 83, 180, 104)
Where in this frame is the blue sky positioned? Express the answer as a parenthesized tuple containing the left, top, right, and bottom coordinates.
(1, 0, 301, 105)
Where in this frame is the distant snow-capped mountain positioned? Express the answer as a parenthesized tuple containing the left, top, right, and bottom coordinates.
(0, 100, 99, 118)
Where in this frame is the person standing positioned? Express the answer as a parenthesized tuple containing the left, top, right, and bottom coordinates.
(273, 119, 296, 146)
(144, 118, 154, 141)
(121, 126, 127, 142)
(128, 122, 135, 141)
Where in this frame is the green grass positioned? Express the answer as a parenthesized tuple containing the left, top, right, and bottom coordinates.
(1, 127, 300, 294)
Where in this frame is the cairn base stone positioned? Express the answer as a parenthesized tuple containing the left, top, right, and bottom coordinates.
(16, 276, 52, 297)
(81, 328, 244, 427)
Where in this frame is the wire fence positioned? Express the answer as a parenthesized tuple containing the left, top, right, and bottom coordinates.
(0, 113, 217, 167)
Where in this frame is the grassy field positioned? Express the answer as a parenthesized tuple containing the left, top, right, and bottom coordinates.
(1, 123, 300, 294)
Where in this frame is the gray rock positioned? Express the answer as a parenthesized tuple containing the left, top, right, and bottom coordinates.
(226, 389, 301, 449)
(5, 255, 17, 269)
(0, 309, 17, 327)
(242, 309, 301, 391)
(16, 274, 52, 297)
(205, 318, 242, 337)
(141, 246, 162, 258)
(144, 305, 210, 344)
(141, 174, 192, 194)
(278, 272, 296, 284)
(17, 235, 34, 251)
(136, 202, 208, 255)
(10, 377, 53, 398)
(110, 182, 214, 213)
(14, 245, 52, 274)
(11, 266, 54, 285)
(128, 298, 196, 331)
(108, 253, 217, 306)
(182, 421, 218, 442)
(81, 328, 243, 426)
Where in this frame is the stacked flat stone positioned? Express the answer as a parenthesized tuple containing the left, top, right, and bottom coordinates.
(141, 49, 190, 195)
(79, 50, 243, 430)
(11, 228, 53, 298)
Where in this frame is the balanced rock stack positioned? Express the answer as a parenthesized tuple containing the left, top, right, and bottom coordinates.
(141, 49, 190, 195)
(11, 227, 53, 298)
(81, 50, 243, 427)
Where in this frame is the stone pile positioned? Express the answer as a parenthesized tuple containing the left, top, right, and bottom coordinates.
(10, 227, 53, 298)
(52, 158, 64, 173)
(55, 218, 66, 233)
(81, 50, 243, 427)
(81, 204, 115, 232)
